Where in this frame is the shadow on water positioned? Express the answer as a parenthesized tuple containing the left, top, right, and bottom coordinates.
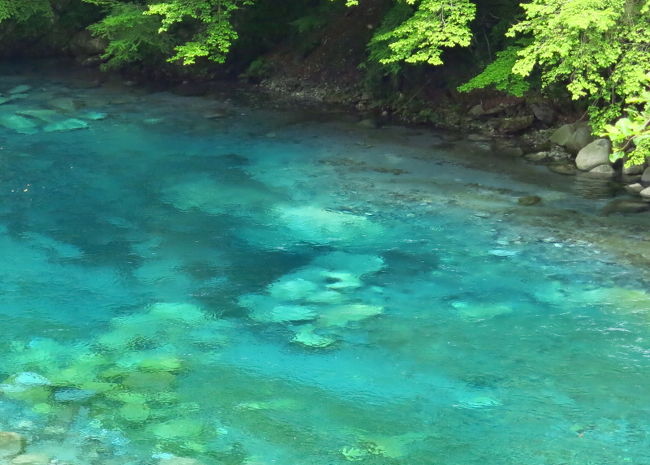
(573, 172, 620, 199)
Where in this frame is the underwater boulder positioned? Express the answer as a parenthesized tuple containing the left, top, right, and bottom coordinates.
(318, 304, 384, 328)
(43, 118, 89, 132)
(292, 325, 336, 348)
(272, 205, 384, 245)
(0, 114, 39, 134)
(0, 432, 25, 459)
(8, 85, 31, 94)
(15, 109, 59, 123)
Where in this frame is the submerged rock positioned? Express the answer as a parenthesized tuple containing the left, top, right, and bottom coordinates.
(14, 372, 51, 386)
(8, 85, 31, 94)
(0, 114, 39, 134)
(273, 205, 383, 245)
(517, 195, 541, 206)
(601, 198, 650, 215)
(47, 97, 77, 112)
(0, 432, 25, 459)
(15, 109, 59, 123)
(53, 387, 97, 402)
(292, 325, 336, 348)
(43, 118, 89, 132)
(158, 457, 204, 465)
(79, 110, 107, 120)
(319, 304, 383, 327)
(10, 453, 51, 465)
(548, 163, 577, 175)
(452, 301, 512, 321)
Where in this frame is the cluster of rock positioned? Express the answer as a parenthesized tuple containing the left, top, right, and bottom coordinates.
(461, 100, 650, 213)
(0, 84, 106, 135)
(548, 122, 650, 201)
(0, 429, 202, 465)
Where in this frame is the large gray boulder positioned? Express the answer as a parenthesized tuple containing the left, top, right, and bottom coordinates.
(642, 167, 650, 183)
(640, 187, 650, 200)
(566, 124, 594, 153)
(575, 138, 611, 171)
(550, 124, 574, 146)
(550, 122, 594, 153)
(588, 164, 615, 178)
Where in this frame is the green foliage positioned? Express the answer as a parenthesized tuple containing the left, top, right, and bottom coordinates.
(369, 0, 476, 67)
(457, 44, 530, 97)
(83, 0, 254, 68)
(146, 0, 253, 65)
(508, 0, 650, 123)
(601, 73, 650, 167)
(87, 2, 172, 69)
(240, 55, 272, 80)
(290, 13, 328, 36)
(0, 0, 52, 23)
(366, 1, 415, 75)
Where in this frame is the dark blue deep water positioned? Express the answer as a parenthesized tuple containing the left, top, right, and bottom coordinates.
(1, 62, 650, 465)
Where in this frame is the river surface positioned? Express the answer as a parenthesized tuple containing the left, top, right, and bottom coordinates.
(1, 62, 650, 465)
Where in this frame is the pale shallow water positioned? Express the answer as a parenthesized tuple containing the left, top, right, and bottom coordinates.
(1, 62, 650, 465)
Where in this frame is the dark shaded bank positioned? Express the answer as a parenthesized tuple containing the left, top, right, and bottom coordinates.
(0, 0, 648, 210)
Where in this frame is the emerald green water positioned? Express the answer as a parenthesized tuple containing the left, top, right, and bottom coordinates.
(1, 62, 650, 465)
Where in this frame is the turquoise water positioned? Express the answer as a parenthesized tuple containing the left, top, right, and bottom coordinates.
(1, 62, 650, 465)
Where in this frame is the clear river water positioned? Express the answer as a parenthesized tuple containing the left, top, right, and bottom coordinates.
(1, 61, 650, 465)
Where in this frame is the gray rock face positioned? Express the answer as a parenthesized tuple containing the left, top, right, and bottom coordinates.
(642, 167, 650, 183)
(530, 103, 556, 125)
(497, 115, 534, 134)
(575, 138, 611, 171)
